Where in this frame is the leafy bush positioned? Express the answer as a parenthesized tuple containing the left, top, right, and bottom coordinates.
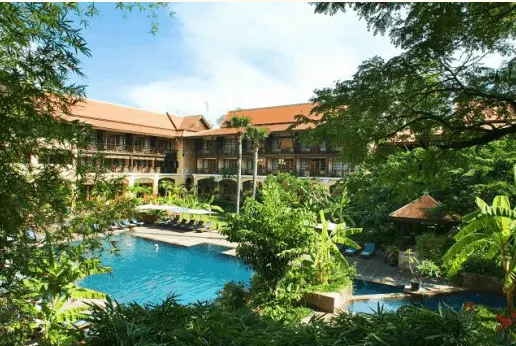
(216, 281, 249, 310)
(85, 296, 499, 346)
(461, 253, 504, 278)
(415, 232, 450, 264)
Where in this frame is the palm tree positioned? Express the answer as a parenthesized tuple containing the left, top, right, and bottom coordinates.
(245, 125, 269, 199)
(223, 115, 252, 214)
(443, 195, 516, 310)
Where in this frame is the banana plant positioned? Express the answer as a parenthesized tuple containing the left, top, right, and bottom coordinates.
(17, 236, 110, 343)
(312, 211, 362, 284)
(443, 195, 516, 310)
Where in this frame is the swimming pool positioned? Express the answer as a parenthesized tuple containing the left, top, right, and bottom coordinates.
(346, 291, 506, 313)
(78, 233, 252, 305)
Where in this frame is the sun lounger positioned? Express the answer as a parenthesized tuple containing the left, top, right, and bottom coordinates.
(169, 216, 181, 227)
(122, 219, 136, 228)
(131, 218, 144, 226)
(190, 221, 205, 231)
(176, 219, 188, 229)
(203, 221, 212, 232)
(108, 222, 122, 231)
(360, 243, 376, 258)
(124, 218, 137, 226)
(182, 220, 195, 230)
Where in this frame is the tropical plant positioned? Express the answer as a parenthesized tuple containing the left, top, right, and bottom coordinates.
(0, 3, 170, 343)
(10, 236, 109, 344)
(385, 245, 399, 266)
(417, 260, 440, 281)
(443, 195, 516, 310)
(325, 188, 355, 225)
(222, 115, 252, 213)
(415, 232, 450, 265)
(245, 125, 269, 199)
(84, 295, 498, 346)
(310, 211, 361, 285)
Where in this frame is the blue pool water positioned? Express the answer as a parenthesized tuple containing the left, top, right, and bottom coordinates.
(78, 233, 252, 305)
(347, 291, 506, 313)
(353, 279, 404, 295)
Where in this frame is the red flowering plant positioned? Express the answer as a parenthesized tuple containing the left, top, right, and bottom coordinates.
(495, 311, 516, 345)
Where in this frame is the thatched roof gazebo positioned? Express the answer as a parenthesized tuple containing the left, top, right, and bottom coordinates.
(388, 194, 460, 247)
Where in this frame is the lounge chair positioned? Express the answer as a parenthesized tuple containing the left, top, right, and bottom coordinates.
(122, 219, 136, 229)
(175, 219, 188, 229)
(203, 221, 212, 232)
(182, 220, 195, 230)
(116, 220, 129, 229)
(168, 215, 181, 227)
(158, 218, 171, 226)
(131, 218, 144, 226)
(124, 218, 137, 226)
(190, 221, 204, 231)
(360, 243, 376, 259)
(108, 222, 122, 231)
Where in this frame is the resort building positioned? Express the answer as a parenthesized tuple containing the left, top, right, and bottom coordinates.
(65, 99, 358, 199)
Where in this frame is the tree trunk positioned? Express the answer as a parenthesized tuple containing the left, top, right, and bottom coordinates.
(252, 146, 258, 199)
(236, 136, 242, 214)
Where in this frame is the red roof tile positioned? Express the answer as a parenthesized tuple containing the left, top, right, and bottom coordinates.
(221, 103, 319, 126)
(389, 195, 459, 222)
(63, 99, 185, 138)
(184, 122, 315, 138)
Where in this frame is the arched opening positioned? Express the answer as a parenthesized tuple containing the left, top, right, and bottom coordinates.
(184, 177, 193, 191)
(218, 179, 237, 201)
(158, 178, 176, 197)
(134, 178, 154, 200)
(197, 177, 218, 197)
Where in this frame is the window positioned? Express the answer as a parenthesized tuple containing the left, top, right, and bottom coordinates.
(134, 137, 150, 150)
(224, 159, 237, 169)
(157, 139, 173, 151)
(332, 160, 346, 171)
(223, 140, 236, 154)
(272, 159, 293, 171)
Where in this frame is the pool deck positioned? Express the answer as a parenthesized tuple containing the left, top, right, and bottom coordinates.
(130, 226, 237, 255)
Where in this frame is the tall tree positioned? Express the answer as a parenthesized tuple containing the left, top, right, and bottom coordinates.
(298, 3, 516, 163)
(245, 125, 269, 199)
(223, 116, 252, 213)
(0, 3, 171, 344)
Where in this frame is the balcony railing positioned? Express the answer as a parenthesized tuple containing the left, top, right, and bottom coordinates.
(84, 142, 175, 155)
(194, 167, 355, 178)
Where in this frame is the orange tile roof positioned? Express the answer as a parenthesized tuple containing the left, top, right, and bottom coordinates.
(63, 99, 187, 138)
(184, 122, 316, 138)
(221, 103, 319, 126)
(389, 195, 460, 222)
(176, 115, 210, 131)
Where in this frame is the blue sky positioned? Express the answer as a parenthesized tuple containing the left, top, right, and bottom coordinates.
(77, 3, 401, 126)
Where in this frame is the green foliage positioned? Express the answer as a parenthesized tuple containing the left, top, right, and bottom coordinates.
(443, 195, 516, 309)
(215, 282, 249, 310)
(223, 175, 358, 310)
(222, 175, 317, 302)
(415, 232, 451, 265)
(303, 3, 515, 161)
(342, 140, 516, 235)
(385, 245, 399, 265)
(0, 3, 171, 344)
(245, 125, 269, 199)
(417, 260, 440, 280)
(84, 296, 498, 345)
(461, 252, 504, 279)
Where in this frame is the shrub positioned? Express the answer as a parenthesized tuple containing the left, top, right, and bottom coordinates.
(415, 232, 450, 264)
(216, 281, 249, 310)
(85, 297, 499, 346)
(461, 253, 504, 278)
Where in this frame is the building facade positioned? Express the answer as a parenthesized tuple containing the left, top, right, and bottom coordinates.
(67, 100, 356, 199)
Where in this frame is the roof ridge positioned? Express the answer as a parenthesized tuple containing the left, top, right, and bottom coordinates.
(70, 114, 174, 131)
(228, 102, 313, 113)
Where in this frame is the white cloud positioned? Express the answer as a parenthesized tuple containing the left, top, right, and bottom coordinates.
(125, 3, 400, 126)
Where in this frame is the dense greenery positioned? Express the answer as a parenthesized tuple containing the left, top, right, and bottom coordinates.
(222, 174, 359, 316)
(301, 3, 515, 162)
(415, 232, 451, 265)
(340, 139, 516, 240)
(0, 3, 170, 345)
(443, 196, 516, 310)
(84, 295, 502, 346)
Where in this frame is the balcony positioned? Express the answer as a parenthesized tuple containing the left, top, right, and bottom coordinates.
(266, 147, 295, 154)
(196, 167, 219, 174)
(84, 142, 175, 155)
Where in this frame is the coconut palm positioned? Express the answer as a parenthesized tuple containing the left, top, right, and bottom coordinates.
(443, 195, 516, 310)
(245, 125, 269, 199)
(223, 115, 252, 214)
